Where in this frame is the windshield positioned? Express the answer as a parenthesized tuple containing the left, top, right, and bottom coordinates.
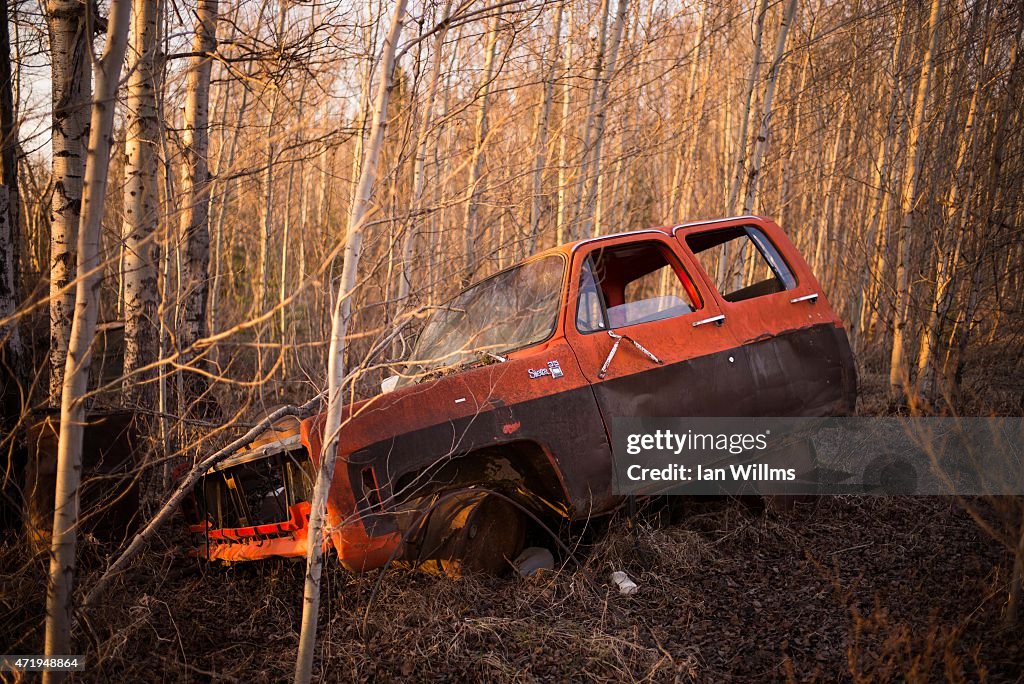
(398, 256, 564, 385)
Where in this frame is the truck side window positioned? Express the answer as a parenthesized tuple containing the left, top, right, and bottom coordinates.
(685, 225, 796, 303)
(576, 241, 702, 333)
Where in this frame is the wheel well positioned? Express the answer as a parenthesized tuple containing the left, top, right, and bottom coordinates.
(390, 441, 569, 516)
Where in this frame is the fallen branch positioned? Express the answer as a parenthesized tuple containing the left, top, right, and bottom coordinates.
(82, 395, 323, 608)
(81, 314, 417, 610)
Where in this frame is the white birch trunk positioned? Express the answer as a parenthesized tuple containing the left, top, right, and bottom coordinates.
(179, 0, 216, 339)
(293, 1, 408, 681)
(397, 0, 451, 306)
(725, 0, 769, 215)
(178, 0, 218, 409)
(555, 6, 574, 245)
(741, 0, 797, 215)
(46, 0, 91, 404)
(529, 1, 565, 251)
(915, 13, 988, 401)
(462, 17, 499, 281)
(43, 0, 131, 673)
(569, 0, 611, 238)
(578, 0, 628, 238)
(122, 0, 160, 408)
(889, 0, 944, 403)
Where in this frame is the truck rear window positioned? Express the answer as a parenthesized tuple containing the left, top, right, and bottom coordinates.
(685, 225, 796, 303)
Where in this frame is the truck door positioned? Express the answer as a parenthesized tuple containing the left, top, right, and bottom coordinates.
(673, 218, 856, 416)
(563, 232, 759, 421)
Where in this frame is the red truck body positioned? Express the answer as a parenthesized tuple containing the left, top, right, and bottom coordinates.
(187, 216, 857, 571)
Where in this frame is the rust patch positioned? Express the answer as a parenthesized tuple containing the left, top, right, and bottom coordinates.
(502, 421, 522, 434)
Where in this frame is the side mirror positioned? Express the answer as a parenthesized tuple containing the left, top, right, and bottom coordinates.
(380, 375, 400, 394)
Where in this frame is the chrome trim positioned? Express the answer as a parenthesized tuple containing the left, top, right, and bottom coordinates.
(670, 215, 764, 236)
(570, 229, 671, 253)
(692, 314, 726, 327)
(790, 293, 819, 304)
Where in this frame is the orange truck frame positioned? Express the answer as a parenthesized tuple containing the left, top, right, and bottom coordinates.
(184, 216, 857, 572)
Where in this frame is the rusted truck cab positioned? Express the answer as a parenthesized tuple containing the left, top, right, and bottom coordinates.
(188, 216, 856, 570)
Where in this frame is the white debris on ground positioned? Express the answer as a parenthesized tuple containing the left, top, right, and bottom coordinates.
(610, 570, 638, 595)
(514, 547, 555, 577)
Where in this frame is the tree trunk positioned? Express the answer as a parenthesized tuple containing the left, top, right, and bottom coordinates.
(889, 0, 944, 405)
(293, 1, 408, 681)
(555, 6, 574, 245)
(122, 0, 161, 408)
(46, 0, 92, 405)
(462, 16, 499, 282)
(742, 0, 797, 215)
(397, 0, 451, 307)
(578, 0, 628, 238)
(0, 0, 22, 387)
(528, 1, 565, 251)
(43, 0, 131, 674)
(725, 0, 769, 215)
(178, 0, 218, 413)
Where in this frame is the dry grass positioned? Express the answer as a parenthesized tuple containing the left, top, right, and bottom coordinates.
(2, 496, 1019, 682)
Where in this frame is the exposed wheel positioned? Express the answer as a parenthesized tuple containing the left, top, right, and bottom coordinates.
(415, 490, 526, 575)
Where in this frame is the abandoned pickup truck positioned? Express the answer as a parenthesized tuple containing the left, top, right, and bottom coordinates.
(184, 216, 856, 573)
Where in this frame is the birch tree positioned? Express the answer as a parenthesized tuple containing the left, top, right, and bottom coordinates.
(578, 0, 628, 238)
(741, 0, 797, 214)
(178, 0, 218, 412)
(462, 16, 499, 281)
(43, 0, 132, 673)
(0, 0, 21, 385)
(528, 0, 564, 249)
(293, 0, 408, 680)
(122, 0, 160, 407)
(397, 0, 451, 306)
(889, 0, 944, 404)
(0, 0, 21, 383)
(725, 0, 769, 215)
(46, 0, 92, 403)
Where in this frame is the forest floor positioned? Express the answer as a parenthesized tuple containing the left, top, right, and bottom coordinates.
(3, 496, 1017, 682)
(2, 364, 1023, 682)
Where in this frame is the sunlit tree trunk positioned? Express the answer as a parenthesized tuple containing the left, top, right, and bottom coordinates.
(578, 0, 628, 238)
(43, 0, 131, 674)
(178, 0, 218, 412)
(397, 0, 451, 306)
(889, 0, 944, 405)
(725, 0, 769, 215)
(46, 0, 91, 404)
(555, 6, 574, 245)
(0, 0, 22, 385)
(742, 0, 797, 214)
(462, 16, 499, 281)
(915, 5, 988, 402)
(293, 1, 408, 681)
(528, 0, 564, 251)
(122, 0, 161, 408)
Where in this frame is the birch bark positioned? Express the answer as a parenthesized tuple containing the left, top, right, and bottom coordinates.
(741, 0, 797, 215)
(528, 1, 564, 251)
(178, 0, 218, 411)
(462, 17, 499, 281)
(43, 0, 131, 673)
(122, 0, 160, 407)
(293, 1, 408, 681)
(578, 0, 628, 239)
(889, 0, 944, 403)
(46, 0, 91, 403)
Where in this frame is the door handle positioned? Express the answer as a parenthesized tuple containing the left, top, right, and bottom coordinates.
(692, 314, 725, 327)
(790, 293, 819, 304)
